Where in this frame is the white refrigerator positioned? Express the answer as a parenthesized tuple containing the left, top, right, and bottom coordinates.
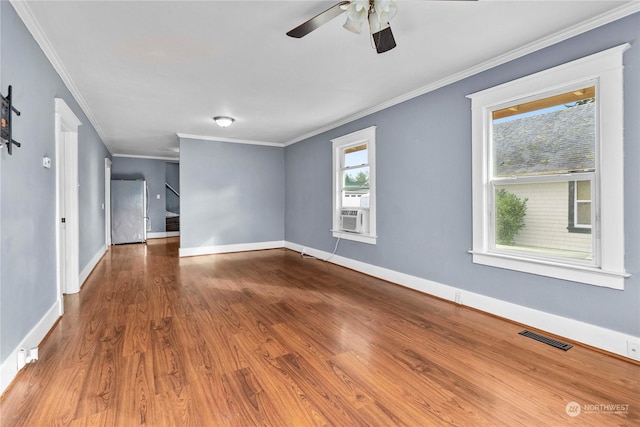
(111, 179, 148, 244)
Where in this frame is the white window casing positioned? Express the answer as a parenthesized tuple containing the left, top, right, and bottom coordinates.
(467, 44, 630, 289)
(332, 126, 377, 244)
(573, 180, 593, 230)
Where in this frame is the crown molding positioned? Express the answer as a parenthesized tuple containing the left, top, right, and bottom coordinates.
(283, 2, 640, 147)
(177, 133, 284, 148)
(9, 0, 114, 154)
(112, 153, 179, 161)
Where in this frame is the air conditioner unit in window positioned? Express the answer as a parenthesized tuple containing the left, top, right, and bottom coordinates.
(340, 208, 369, 234)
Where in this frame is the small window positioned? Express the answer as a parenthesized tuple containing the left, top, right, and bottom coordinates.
(342, 143, 370, 208)
(568, 180, 592, 233)
(332, 127, 376, 244)
(468, 45, 629, 289)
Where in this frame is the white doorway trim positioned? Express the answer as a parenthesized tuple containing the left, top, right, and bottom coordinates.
(105, 158, 112, 248)
(55, 98, 82, 314)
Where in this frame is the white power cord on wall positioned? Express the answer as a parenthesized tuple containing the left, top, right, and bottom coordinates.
(300, 237, 341, 262)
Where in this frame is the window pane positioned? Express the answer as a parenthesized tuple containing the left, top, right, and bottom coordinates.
(344, 144, 368, 168)
(494, 182, 592, 261)
(342, 190, 369, 208)
(492, 88, 596, 177)
(576, 180, 591, 201)
(577, 202, 591, 225)
(343, 166, 369, 190)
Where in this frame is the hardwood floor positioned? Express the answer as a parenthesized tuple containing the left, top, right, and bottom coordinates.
(1, 238, 638, 426)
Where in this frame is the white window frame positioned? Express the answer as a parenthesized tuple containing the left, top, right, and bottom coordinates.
(573, 180, 593, 230)
(467, 44, 630, 290)
(332, 126, 377, 244)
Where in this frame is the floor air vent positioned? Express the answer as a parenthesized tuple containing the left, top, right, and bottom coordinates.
(519, 330, 573, 351)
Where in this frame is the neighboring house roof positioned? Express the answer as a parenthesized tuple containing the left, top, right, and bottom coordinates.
(493, 102, 595, 176)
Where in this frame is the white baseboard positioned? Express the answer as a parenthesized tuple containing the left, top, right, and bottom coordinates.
(179, 240, 285, 258)
(0, 300, 61, 395)
(79, 244, 106, 288)
(284, 241, 639, 361)
(148, 231, 180, 239)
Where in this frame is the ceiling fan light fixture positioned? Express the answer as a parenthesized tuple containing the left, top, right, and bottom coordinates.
(349, 0, 370, 15)
(213, 116, 235, 128)
(368, 11, 384, 34)
(343, 17, 364, 34)
(372, 0, 397, 23)
(343, 0, 369, 34)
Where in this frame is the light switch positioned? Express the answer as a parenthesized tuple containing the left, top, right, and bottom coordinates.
(42, 157, 52, 168)
(156, 194, 160, 200)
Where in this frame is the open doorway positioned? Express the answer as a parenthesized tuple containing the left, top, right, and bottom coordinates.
(55, 98, 81, 315)
(105, 158, 111, 248)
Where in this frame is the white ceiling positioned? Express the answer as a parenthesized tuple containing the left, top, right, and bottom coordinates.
(13, 1, 638, 159)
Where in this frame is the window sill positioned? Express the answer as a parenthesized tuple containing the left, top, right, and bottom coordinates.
(332, 230, 377, 245)
(469, 250, 629, 290)
(567, 226, 592, 234)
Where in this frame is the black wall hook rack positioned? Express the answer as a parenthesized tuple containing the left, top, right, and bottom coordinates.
(1, 85, 22, 155)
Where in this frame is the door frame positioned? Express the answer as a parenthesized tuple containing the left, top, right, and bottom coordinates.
(55, 98, 82, 314)
(105, 158, 112, 248)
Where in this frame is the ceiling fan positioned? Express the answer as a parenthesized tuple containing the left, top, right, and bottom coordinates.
(287, 0, 476, 54)
(287, 0, 398, 54)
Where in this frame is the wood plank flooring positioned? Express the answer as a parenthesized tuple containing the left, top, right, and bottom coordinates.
(1, 237, 638, 426)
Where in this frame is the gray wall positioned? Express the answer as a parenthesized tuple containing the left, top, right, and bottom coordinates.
(165, 161, 180, 214)
(1, 2, 111, 363)
(180, 138, 284, 249)
(285, 13, 640, 337)
(79, 134, 111, 269)
(111, 157, 167, 233)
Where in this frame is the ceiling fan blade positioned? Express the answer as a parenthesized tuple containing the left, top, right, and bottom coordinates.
(372, 24, 396, 54)
(287, 1, 351, 38)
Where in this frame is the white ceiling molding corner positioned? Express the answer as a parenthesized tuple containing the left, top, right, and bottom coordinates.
(177, 133, 284, 148)
(112, 153, 179, 161)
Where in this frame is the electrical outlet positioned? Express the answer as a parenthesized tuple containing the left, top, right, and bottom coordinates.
(455, 292, 462, 304)
(26, 347, 39, 363)
(628, 341, 640, 360)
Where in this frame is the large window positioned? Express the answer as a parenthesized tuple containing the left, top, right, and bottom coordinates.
(491, 87, 595, 261)
(332, 126, 376, 244)
(468, 45, 629, 289)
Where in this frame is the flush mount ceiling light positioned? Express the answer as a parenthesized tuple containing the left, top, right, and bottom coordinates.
(213, 116, 235, 128)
